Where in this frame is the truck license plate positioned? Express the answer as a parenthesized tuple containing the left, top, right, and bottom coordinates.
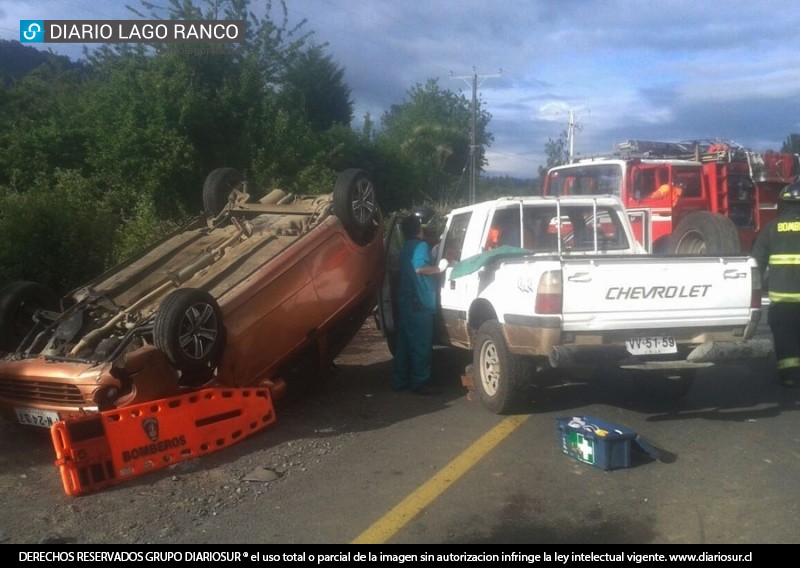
(15, 407, 59, 428)
(625, 336, 677, 356)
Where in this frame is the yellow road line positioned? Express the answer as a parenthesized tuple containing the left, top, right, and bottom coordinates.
(351, 414, 530, 544)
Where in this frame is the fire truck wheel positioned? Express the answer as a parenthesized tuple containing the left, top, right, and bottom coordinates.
(203, 167, 243, 216)
(667, 211, 741, 255)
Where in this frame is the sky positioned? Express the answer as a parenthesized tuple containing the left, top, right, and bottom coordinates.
(2, 0, 800, 179)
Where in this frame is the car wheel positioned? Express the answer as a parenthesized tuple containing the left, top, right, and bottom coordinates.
(667, 211, 741, 254)
(333, 169, 379, 245)
(630, 370, 695, 401)
(203, 167, 243, 216)
(472, 320, 530, 414)
(154, 288, 225, 373)
(0, 281, 59, 352)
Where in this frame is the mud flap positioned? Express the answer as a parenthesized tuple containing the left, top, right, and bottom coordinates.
(51, 387, 276, 496)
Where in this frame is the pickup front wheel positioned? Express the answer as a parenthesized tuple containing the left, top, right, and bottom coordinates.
(473, 320, 530, 414)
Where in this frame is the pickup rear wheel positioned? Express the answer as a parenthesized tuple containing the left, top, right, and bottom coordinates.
(630, 370, 695, 401)
(667, 211, 741, 254)
(333, 169, 379, 245)
(203, 168, 243, 216)
(473, 320, 530, 414)
(154, 288, 225, 378)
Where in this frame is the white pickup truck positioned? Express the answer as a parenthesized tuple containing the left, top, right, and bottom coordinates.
(378, 195, 772, 414)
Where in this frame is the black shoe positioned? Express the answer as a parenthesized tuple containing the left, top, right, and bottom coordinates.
(412, 385, 441, 396)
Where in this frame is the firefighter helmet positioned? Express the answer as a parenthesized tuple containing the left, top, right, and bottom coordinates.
(780, 181, 800, 202)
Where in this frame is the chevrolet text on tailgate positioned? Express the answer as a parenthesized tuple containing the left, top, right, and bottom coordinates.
(380, 195, 772, 414)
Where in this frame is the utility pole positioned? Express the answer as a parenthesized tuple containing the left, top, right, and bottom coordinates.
(567, 108, 577, 163)
(452, 68, 501, 204)
(565, 106, 589, 163)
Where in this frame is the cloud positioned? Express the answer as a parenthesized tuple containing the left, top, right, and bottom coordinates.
(3, 0, 800, 178)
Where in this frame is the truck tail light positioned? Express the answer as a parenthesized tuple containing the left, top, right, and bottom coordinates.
(751, 266, 762, 309)
(536, 270, 563, 314)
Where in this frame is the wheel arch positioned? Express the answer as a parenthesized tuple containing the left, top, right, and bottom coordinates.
(467, 299, 498, 346)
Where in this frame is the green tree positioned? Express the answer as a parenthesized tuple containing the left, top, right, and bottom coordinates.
(0, 0, 328, 291)
(280, 44, 353, 131)
(0, 171, 117, 294)
(377, 78, 492, 207)
(0, 65, 90, 189)
(535, 129, 569, 190)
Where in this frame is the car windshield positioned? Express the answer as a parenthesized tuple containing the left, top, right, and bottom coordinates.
(546, 164, 623, 198)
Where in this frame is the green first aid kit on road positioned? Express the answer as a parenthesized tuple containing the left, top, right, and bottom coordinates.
(556, 416, 638, 470)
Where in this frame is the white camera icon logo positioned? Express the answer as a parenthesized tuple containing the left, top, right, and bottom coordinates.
(20, 20, 44, 42)
(23, 22, 41, 40)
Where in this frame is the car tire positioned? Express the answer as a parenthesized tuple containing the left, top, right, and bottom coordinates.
(473, 320, 530, 414)
(667, 211, 741, 254)
(154, 288, 225, 374)
(333, 169, 379, 245)
(203, 168, 243, 216)
(630, 370, 695, 401)
(0, 281, 59, 352)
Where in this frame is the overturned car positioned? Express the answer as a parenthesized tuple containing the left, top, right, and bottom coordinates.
(0, 168, 385, 428)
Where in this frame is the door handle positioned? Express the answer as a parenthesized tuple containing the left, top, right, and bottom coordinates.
(567, 272, 592, 283)
(449, 280, 456, 290)
(723, 269, 746, 279)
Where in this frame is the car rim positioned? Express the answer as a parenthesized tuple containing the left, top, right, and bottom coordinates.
(178, 302, 219, 361)
(480, 340, 500, 396)
(351, 178, 376, 225)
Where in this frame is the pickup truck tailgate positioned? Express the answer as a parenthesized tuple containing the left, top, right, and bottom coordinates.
(560, 256, 756, 332)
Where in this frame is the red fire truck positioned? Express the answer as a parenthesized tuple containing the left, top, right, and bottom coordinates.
(542, 139, 799, 254)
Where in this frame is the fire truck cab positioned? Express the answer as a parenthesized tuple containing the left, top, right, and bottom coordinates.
(542, 139, 799, 254)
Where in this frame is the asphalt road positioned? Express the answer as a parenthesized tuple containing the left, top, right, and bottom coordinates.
(1, 308, 798, 545)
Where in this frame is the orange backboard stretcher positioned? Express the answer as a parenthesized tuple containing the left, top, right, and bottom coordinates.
(51, 387, 276, 496)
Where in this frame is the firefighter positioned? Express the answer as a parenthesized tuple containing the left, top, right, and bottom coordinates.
(649, 181, 683, 205)
(750, 181, 800, 387)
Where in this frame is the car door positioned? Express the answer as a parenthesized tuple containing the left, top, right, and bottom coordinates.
(437, 210, 475, 348)
(375, 214, 404, 353)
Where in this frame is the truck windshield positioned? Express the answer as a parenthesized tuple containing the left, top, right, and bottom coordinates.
(546, 164, 623, 198)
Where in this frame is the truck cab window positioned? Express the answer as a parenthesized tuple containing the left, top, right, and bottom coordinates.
(441, 212, 471, 262)
(485, 207, 522, 250)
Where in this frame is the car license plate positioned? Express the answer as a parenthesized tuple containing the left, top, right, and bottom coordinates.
(625, 336, 677, 356)
(15, 407, 59, 428)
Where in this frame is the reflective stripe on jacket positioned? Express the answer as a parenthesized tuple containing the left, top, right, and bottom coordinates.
(751, 209, 800, 303)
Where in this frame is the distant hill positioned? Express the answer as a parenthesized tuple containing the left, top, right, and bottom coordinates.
(0, 39, 84, 84)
